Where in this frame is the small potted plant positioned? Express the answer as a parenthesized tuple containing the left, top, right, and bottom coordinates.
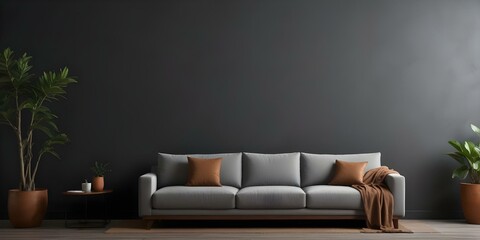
(91, 161, 111, 192)
(81, 179, 91, 193)
(447, 124, 480, 224)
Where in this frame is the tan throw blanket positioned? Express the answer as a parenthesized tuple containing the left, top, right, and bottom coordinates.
(352, 166, 399, 231)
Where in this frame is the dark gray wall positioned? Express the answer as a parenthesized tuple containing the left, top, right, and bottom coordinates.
(1, 0, 480, 219)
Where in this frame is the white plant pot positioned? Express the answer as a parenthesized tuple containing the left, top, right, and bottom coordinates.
(82, 183, 91, 193)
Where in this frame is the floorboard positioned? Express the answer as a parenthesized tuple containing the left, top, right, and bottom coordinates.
(0, 219, 479, 240)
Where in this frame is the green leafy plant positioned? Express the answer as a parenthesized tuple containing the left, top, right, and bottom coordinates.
(448, 124, 480, 184)
(0, 48, 76, 191)
(91, 161, 111, 177)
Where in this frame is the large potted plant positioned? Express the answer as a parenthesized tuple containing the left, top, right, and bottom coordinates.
(448, 124, 480, 224)
(0, 48, 76, 227)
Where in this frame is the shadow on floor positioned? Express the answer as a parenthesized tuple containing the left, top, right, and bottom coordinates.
(154, 219, 367, 228)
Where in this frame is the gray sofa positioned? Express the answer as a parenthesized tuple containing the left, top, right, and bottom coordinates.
(139, 152, 405, 228)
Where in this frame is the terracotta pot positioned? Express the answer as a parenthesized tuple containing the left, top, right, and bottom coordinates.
(8, 189, 48, 228)
(460, 183, 480, 224)
(92, 176, 104, 192)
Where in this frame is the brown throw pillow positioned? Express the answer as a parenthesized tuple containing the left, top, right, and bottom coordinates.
(329, 160, 368, 185)
(186, 157, 223, 186)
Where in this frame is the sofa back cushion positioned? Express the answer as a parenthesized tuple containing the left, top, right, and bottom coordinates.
(157, 153, 242, 188)
(301, 152, 381, 187)
(242, 152, 301, 187)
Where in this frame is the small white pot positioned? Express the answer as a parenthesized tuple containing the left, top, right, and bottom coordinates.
(82, 182, 91, 193)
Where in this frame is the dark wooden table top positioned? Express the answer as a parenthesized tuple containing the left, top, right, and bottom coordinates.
(63, 190, 113, 196)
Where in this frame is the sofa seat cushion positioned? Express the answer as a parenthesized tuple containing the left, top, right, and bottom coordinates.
(236, 186, 306, 209)
(152, 186, 238, 209)
(304, 185, 362, 210)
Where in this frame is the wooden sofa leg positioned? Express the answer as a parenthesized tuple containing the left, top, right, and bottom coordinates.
(145, 219, 155, 230)
(393, 218, 399, 229)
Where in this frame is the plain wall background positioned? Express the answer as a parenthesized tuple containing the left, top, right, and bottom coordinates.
(1, 0, 480, 218)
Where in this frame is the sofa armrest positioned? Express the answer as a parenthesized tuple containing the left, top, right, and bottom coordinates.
(138, 173, 157, 217)
(385, 173, 405, 217)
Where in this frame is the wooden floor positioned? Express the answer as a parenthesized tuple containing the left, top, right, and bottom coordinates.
(0, 219, 479, 239)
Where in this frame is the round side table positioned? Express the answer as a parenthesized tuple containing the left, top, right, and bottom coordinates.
(63, 190, 113, 228)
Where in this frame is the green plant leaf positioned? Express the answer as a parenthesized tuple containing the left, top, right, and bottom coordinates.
(467, 141, 479, 158)
(34, 124, 55, 137)
(458, 141, 474, 161)
(46, 121, 58, 131)
(19, 100, 36, 110)
(472, 124, 480, 136)
(47, 150, 60, 159)
(48, 133, 69, 145)
(473, 161, 480, 170)
(449, 140, 463, 153)
(0, 109, 14, 123)
(452, 165, 469, 179)
(91, 161, 111, 176)
(464, 142, 472, 154)
(447, 152, 465, 164)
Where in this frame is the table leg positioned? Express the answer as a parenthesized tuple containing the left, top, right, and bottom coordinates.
(64, 198, 68, 227)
